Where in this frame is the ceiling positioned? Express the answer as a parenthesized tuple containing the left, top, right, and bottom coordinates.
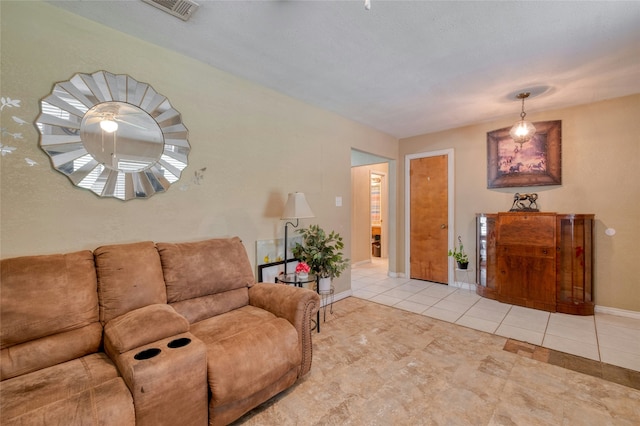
(48, 0, 640, 139)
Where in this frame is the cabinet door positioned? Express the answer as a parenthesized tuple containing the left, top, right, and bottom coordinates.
(476, 214, 497, 299)
(496, 213, 557, 312)
(556, 215, 595, 315)
(497, 245, 556, 311)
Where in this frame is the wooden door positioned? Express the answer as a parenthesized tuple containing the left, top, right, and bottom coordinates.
(409, 155, 448, 283)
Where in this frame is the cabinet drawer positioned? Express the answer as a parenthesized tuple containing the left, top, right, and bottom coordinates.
(498, 213, 555, 246)
(498, 245, 555, 259)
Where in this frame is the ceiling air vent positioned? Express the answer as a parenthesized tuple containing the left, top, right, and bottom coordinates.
(142, 0, 199, 21)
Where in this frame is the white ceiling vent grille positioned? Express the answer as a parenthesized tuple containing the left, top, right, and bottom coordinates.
(142, 0, 199, 21)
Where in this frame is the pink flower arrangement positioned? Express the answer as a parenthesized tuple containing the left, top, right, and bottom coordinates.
(295, 262, 310, 274)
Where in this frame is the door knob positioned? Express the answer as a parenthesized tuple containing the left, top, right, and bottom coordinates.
(441, 224, 447, 229)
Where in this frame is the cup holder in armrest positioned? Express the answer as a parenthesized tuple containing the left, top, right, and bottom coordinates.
(134, 348, 161, 360)
(167, 337, 191, 349)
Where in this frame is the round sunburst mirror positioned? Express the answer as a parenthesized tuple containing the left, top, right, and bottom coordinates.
(36, 71, 190, 200)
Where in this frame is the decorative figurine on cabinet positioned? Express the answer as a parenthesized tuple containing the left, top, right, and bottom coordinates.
(509, 193, 539, 212)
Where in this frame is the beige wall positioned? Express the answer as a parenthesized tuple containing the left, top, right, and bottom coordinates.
(399, 95, 640, 312)
(0, 2, 398, 295)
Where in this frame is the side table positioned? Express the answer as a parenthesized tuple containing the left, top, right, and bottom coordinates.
(275, 273, 321, 333)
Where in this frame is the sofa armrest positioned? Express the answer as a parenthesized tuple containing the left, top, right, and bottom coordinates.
(108, 333, 208, 426)
(104, 306, 207, 426)
(104, 304, 189, 355)
(248, 283, 320, 377)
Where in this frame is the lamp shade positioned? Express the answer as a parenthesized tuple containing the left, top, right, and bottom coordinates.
(281, 192, 315, 219)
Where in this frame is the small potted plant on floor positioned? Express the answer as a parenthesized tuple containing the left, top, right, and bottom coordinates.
(448, 235, 469, 269)
(292, 224, 349, 292)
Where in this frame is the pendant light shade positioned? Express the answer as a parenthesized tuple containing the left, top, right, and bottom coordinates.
(509, 92, 536, 147)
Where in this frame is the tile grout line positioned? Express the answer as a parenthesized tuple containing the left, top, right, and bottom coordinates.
(496, 304, 514, 334)
(453, 289, 483, 324)
(593, 314, 603, 362)
(541, 311, 551, 348)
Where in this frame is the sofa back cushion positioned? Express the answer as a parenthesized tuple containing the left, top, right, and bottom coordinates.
(156, 237, 254, 323)
(0, 251, 101, 379)
(94, 241, 167, 325)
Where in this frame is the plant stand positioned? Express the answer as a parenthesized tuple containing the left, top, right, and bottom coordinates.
(454, 267, 475, 290)
(319, 286, 334, 323)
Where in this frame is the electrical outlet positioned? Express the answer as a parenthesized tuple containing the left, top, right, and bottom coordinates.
(335, 196, 342, 207)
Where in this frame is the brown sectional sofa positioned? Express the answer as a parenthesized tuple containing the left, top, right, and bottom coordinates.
(1, 237, 320, 426)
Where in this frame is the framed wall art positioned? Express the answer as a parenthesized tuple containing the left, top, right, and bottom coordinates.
(256, 236, 302, 266)
(257, 259, 299, 283)
(487, 120, 562, 189)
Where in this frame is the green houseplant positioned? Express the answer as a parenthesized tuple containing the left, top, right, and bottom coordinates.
(448, 235, 469, 269)
(292, 224, 349, 291)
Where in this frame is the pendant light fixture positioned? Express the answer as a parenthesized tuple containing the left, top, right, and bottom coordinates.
(509, 92, 536, 148)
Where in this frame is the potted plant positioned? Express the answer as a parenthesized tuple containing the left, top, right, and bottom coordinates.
(448, 235, 469, 269)
(295, 261, 310, 279)
(292, 224, 349, 292)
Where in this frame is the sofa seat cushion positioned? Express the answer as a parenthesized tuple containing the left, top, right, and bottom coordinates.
(190, 306, 301, 407)
(0, 353, 134, 425)
(1, 322, 103, 381)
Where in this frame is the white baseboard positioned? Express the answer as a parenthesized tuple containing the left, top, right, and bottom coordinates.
(320, 289, 352, 308)
(595, 305, 640, 319)
(333, 289, 352, 303)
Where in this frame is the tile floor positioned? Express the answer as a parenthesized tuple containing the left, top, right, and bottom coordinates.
(351, 258, 640, 372)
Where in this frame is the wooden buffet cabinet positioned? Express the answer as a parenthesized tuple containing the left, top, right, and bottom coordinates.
(476, 212, 594, 315)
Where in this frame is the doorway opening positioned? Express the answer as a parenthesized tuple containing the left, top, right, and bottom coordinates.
(351, 149, 396, 276)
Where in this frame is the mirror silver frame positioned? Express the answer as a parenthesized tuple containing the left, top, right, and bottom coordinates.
(36, 71, 190, 200)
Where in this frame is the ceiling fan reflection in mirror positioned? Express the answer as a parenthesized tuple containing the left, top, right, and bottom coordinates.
(85, 102, 151, 133)
(142, 0, 199, 21)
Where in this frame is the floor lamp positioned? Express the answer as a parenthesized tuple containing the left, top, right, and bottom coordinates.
(281, 192, 315, 274)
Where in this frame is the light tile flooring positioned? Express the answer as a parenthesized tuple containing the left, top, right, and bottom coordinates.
(352, 258, 640, 372)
